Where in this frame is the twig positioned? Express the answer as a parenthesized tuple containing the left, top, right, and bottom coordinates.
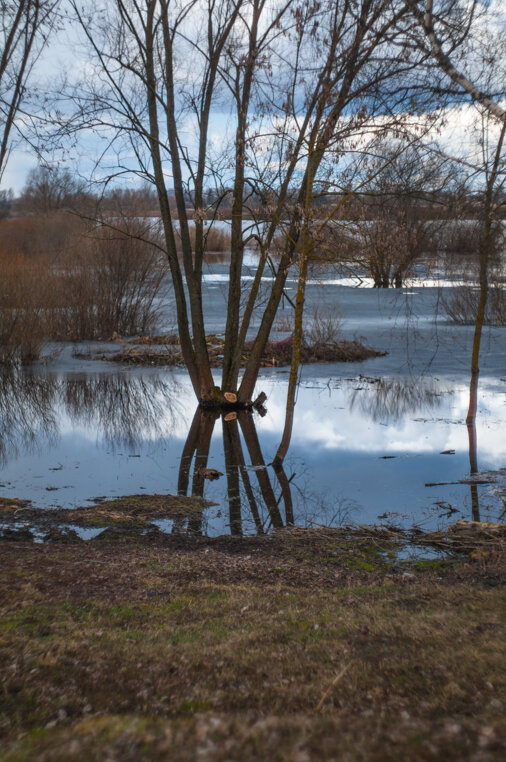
(315, 662, 352, 713)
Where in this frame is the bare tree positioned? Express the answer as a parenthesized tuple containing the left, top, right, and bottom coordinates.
(18, 164, 87, 213)
(55, 0, 425, 408)
(0, 0, 59, 181)
(404, 0, 506, 124)
(466, 117, 506, 418)
(349, 141, 454, 288)
(405, 0, 506, 468)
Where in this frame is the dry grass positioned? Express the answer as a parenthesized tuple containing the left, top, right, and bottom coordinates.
(110, 336, 384, 367)
(253, 336, 384, 366)
(176, 224, 231, 253)
(0, 536, 504, 761)
(0, 214, 86, 261)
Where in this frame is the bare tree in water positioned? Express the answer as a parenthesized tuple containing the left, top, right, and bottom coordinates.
(406, 0, 506, 502)
(350, 141, 454, 288)
(57, 0, 427, 408)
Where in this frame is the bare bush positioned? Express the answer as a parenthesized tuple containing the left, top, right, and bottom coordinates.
(273, 314, 294, 333)
(0, 218, 169, 359)
(437, 221, 482, 256)
(0, 213, 88, 261)
(175, 224, 231, 254)
(443, 283, 506, 325)
(0, 252, 53, 364)
(52, 223, 168, 340)
(304, 306, 344, 350)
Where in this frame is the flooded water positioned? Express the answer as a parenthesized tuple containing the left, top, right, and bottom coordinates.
(1, 282, 506, 537)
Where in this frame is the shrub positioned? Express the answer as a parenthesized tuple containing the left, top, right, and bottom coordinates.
(443, 283, 506, 326)
(0, 216, 169, 360)
(52, 221, 168, 340)
(175, 224, 231, 254)
(0, 251, 54, 364)
(0, 213, 87, 261)
(304, 306, 344, 350)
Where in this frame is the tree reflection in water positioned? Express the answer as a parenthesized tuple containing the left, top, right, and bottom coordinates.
(0, 370, 182, 463)
(0, 370, 296, 535)
(349, 374, 488, 523)
(177, 408, 292, 536)
(467, 375, 481, 522)
(0, 371, 59, 464)
(1, 369, 498, 531)
(350, 376, 447, 423)
(63, 373, 185, 449)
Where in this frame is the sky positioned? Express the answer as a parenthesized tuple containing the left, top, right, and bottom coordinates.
(1, 0, 505, 196)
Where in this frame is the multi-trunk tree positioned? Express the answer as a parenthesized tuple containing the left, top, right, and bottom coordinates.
(59, 0, 429, 407)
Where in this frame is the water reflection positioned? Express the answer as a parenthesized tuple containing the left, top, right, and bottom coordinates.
(350, 376, 446, 423)
(0, 370, 297, 536)
(467, 373, 481, 522)
(1, 368, 505, 533)
(0, 370, 181, 463)
(63, 374, 183, 450)
(177, 409, 292, 536)
(0, 371, 59, 464)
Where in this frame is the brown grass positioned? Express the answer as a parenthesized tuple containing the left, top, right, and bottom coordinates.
(251, 335, 384, 366)
(0, 214, 86, 261)
(0, 537, 504, 762)
(176, 224, 231, 253)
(111, 330, 384, 368)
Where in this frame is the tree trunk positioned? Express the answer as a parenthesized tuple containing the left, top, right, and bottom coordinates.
(273, 253, 309, 466)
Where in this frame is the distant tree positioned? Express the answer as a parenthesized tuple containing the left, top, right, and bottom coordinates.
(351, 142, 455, 287)
(100, 185, 160, 217)
(18, 164, 87, 214)
(0, 187, 13, 218)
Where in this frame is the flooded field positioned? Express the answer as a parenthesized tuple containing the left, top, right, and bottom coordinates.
(1, 282, 506, 537)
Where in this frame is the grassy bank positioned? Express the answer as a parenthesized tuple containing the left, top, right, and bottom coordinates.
(0, 531, 504, 761)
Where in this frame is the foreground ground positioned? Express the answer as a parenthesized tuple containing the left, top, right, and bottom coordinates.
(0, 530, 505, 761)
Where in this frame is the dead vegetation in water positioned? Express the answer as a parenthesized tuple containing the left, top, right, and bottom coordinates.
(250, 336, 385, 366)
(0, 216, 167, 364)
(175, 224, 231, 253)
(443, 282, 506, 326)
(0, 252, 54, 364)
(345, 520, 506, 560)
(106, 332, 385, 367)
(0, 494, 208, 534)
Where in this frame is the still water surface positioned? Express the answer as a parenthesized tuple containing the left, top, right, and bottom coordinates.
(1, 284, 505, 536)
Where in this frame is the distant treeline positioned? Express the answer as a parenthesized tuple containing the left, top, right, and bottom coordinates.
(2, 165, 506, 222)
